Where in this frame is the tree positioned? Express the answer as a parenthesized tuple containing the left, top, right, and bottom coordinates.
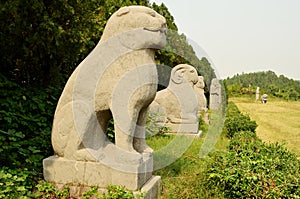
(0, 0, 150, 87)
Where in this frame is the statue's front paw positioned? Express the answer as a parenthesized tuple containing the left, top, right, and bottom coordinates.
(142, 146, 153, 154)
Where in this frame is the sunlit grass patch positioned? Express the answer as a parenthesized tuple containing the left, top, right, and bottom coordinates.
(231, 97, 300, 156)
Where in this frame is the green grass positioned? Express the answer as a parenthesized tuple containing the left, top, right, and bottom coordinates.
(147, 135, 221, 198)
(146, 120, 229, 198)
(231, 97, 300, 156)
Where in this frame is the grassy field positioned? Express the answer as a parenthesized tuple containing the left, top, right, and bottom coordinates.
(230, 97, 300, 156)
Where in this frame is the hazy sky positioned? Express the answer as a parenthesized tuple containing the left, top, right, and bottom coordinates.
(150, 0, 300, 80)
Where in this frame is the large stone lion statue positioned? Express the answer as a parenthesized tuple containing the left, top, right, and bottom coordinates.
(51, 6, 167, 161)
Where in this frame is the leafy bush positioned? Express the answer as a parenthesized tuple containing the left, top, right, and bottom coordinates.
(0, 168, 35, 198)
(204, 131, 300, 198)
(0, 75, 60, 170)
(223, 102, 257, 138)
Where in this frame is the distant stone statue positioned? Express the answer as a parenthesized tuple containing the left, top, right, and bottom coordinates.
(194, 76, 208, 113)
(209, 78, 222, 110)
(261, 94, 268, 104)
(194, 76, 209, 123)
(256, 87, 260, 100)
(44, 6, 167, 195)
(149, 64, 199, 133)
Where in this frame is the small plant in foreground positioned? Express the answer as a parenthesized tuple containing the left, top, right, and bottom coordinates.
(34, 181, 145, 199)
(0, 168, 35, 199)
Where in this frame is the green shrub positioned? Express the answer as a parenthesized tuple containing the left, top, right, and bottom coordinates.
(223, 102, 257, 138)
(0, 168, 35, 198)
(204, 131, 300, 198)
(0, 75, 61, 170)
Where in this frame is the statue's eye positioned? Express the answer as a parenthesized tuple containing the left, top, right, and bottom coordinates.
(190, 70, 195, 73)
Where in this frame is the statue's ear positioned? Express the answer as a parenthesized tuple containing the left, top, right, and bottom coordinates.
(171, 65, 186, 84)
(116, 7, 130, 17)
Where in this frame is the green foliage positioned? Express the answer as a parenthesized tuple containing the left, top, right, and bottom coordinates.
(0, 168, 35, 198)
(0, 0, 102, 86)
(204, 131, 300, 198)
(35, 182, 144, 199)
(35, 181, 70, 198)
(223, 102, 257, 138)
(107, 119, 115, 143)
(102, 184, 143, 199)
(225, 71, 300, 100)
(146, 113, 170, 137)
(0, 75, 60, 170)
(0, 0, 150, 87)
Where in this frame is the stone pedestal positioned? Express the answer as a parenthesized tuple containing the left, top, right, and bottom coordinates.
(43, 152, 160, 198)
(155, 122, 199, 134)
(44, 153, 152, 190)
(167, 123, 199, 134)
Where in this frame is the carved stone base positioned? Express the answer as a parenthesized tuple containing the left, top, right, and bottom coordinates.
(43, 153, 153, 191)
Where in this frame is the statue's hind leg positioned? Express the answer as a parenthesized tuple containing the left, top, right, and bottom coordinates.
(133, 106, 153, 153)
(112, 107, 138, 153)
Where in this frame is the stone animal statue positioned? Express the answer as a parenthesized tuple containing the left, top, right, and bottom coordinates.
(51, 6, 167, 161)
(194, 76, 207, 114)
(261, 93, 268, 104)
(151, 64, 199, 125)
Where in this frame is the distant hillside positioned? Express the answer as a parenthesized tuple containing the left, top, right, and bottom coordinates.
(224, 70, 300, 100)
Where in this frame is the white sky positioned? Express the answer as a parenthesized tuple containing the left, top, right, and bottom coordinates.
(150, 0, 300, 80)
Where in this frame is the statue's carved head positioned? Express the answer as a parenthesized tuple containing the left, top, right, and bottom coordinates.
(170, 64, 198, 86)
(195, 76, 205, 89)
(100, 6, 167, 49)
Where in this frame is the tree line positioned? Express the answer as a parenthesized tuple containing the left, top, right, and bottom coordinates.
(224, 70, 300, 100)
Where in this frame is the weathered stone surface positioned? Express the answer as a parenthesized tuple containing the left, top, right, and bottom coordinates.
(194, 76, 209, 123)
(256, 87, 260, 100)
(261, 93, 268, 104)
(149, 64, 199, 133)
(141, 176, 161, 199)
(43, 6, 167, 198)
(43, 153, 153, 191)
(194, 76, 207, 112)
(50, 5, 166, 161)
(209, 78, 222, 110)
